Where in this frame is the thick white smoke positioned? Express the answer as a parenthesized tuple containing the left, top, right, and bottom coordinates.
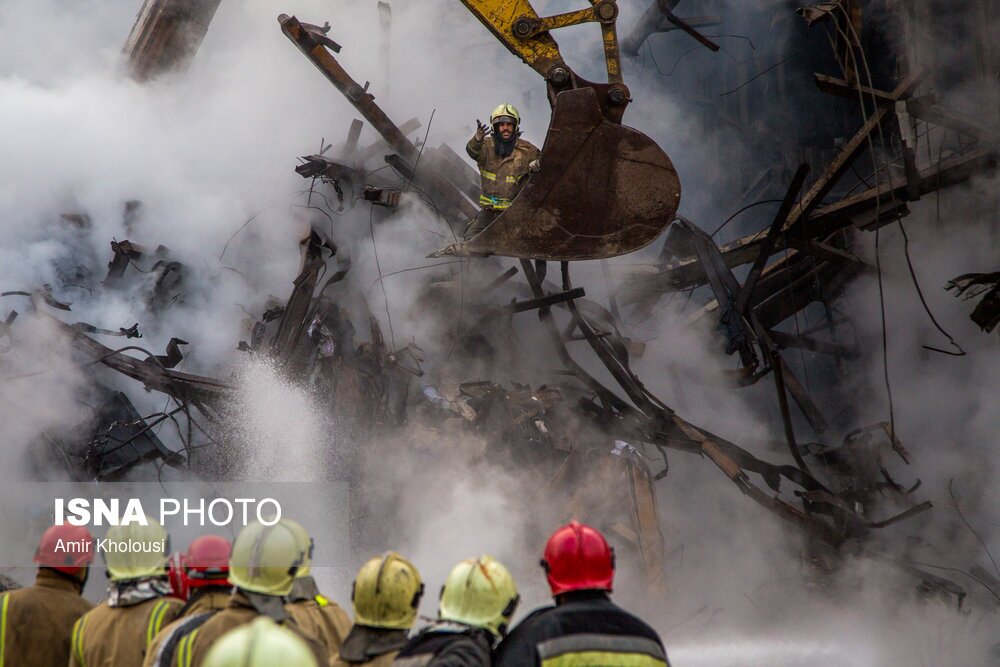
(1, 1, 998, 664)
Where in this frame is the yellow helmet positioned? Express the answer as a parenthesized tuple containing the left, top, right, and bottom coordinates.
(490, 103, 520, 130)
(352, 552, 423, 630)
(103, 516, 169, 581)
(438, 555, 519, 638)
(203, 617, 318, 667)
(228, 520, 304, 596)
(283, 519, 314, 579)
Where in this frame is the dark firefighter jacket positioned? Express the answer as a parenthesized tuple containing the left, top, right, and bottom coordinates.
(168, 591, 327, 667)
(393, 621, 493, 667)
(142, 587, 232, 667)
(0, 568, 93, 667)
(71, 593, 183, 667)
(492, 591, 670, 667)
(466, 134, 540, 210)
(331, 624, 409, 666)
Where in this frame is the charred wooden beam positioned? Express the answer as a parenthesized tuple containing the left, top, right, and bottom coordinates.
(48, 314, 231, 404)
(279, 14, 478, 224)
(343, 119, 364, 158)
(503, 287, 586, 315)
(355, 117, 423, 164)
(908, 100, 1000, 147)
(485, 267, 519, 293)
(270, 231, 330, 359)
(813, 73, 898, 105)
(623, 146, 994, 300)
(122, 0, 223, 81)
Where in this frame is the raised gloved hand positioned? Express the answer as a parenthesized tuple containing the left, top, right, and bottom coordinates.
(475, 120, 492, 141)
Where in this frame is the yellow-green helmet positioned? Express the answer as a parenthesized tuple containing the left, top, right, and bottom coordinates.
(352, 552, 423, 630)
(203, 617, 318, 667)
(438, 555, 519, 638)
(103, 516, 169, 581)
(283, 519, 314, 579)
(228, 520, 304, 596)
(490, 103, 520, 131)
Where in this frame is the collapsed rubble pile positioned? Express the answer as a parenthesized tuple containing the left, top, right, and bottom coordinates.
(3, 0, 999, 631)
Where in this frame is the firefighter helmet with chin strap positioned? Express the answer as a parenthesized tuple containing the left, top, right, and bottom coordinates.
(541, 521, 615, 596)
(490, 103, 520, 133)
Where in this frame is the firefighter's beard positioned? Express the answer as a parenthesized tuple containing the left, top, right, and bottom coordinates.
(493, 131, 517, 158)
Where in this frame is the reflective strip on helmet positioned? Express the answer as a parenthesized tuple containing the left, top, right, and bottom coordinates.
(176, 628, 199, 667)
(538, 634, 668, 667)
(314, 594, 328, 607)
(0, 593, 9, 667)
(147, 599, 171, 647)
(72, 616, 88, 667)
(479, 194, 512, 210)
(480, 170, 497, 181)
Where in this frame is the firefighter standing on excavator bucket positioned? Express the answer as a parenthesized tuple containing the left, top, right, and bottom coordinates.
(464, 103, 541, 238)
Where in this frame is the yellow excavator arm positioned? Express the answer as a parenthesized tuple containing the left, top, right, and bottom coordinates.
(460, 0, 626, 107)
(432, 0, 681, 261)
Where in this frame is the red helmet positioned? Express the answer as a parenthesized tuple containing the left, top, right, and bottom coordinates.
(168, 552, 188, 600)
(34, 524, 94, 574)
(183, 535, 231, 590)
(541, 521, 615, 596)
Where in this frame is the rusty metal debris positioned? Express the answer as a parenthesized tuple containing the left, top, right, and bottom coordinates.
(31, 389, 184, 481)
(948, 272, 1000, 333)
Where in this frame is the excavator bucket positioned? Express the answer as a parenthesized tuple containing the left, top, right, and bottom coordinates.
(430, 87, 681, 261)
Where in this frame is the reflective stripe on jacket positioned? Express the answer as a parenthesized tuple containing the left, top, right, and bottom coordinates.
(466, 134, 540, 209)
(143, 588, 232, 667)
(537, 633, 668, 666)
(71, 596, 183, 667)
(175, 592, 328, 667)
(493, 592, 669, 667)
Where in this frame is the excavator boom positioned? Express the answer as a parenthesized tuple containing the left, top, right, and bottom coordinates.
(431, 0, 681, 261)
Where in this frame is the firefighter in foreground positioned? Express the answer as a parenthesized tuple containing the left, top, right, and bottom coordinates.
(173, 519, 327, 666)
(0, 524, 94, 666)
(332, 551, 423, 666)
(464, 103, 541, 238)
(203, 616, 319, 667)
(71, 517, 184, 667)
(144, 534, 234, 667)
(394, 555, 519, 666)
(285, 518, 354, 662)
(494, 521, 670, 667)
